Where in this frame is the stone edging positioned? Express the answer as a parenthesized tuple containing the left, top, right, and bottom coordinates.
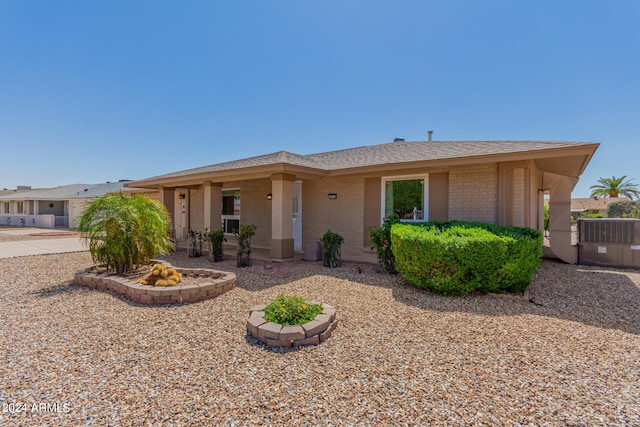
(246, 304, 338, 348)
(72, 260, 236, 305)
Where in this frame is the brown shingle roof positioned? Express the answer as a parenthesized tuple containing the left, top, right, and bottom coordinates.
(571, 197, 630, 212)
(136, 140, 595, 183)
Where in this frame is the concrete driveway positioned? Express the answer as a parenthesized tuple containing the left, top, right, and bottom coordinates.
(0, 228, 87, 259)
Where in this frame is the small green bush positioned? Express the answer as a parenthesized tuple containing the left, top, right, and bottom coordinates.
(577, 211, 604, 219)
(264, 294, 323, 326)
(391, 221, 542, 296)
(205, 227, 226, 262)
(321, 229, 344, 268)
(369, 217, 400, 274)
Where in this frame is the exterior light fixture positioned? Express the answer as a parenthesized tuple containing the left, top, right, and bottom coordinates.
(267, 193, 273, 200)
(328, 193, 337, 200)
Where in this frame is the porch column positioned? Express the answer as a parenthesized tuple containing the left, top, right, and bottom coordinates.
(203, 182, 222, 230)
(544, 172, 578, 264)
(271, 173, 295, 261)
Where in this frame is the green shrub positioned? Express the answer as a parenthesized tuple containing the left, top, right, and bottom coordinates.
(264, 294, 323, 326)
(607, 200, 638, 218)
(235, 224, 256, 267)
(321, 229, 344, 268)
(369, 217, 400, 274)
(391, 221, 542, 296)
(77, 191, 173, 274)
(577, 211, 604, 219)
(205, 227, 226, 262)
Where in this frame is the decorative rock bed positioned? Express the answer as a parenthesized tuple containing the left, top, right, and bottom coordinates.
(246, 303, 338, 348)
(73, 260, 236, 305)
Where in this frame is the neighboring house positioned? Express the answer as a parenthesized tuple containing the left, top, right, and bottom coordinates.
(571, 197, 629, 217)
(0, 181, 158, 229)
(126, 140, 599, 264)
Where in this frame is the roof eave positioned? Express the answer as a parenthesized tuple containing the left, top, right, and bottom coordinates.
(125, 163, 328, 189)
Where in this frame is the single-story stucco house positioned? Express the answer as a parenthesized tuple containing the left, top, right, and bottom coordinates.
(125, 139, 599, 264)
(0, 181, 158, 229)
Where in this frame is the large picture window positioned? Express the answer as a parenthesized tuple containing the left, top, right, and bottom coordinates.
(382, 175, 428, 222)
(3, 202, 9, 214)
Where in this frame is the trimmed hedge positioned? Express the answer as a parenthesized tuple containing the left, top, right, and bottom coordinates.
(391, 221, 542, 296)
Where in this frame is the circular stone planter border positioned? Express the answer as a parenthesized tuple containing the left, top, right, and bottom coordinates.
(73, 260, 236, 305)
(246, 303, 338, 348)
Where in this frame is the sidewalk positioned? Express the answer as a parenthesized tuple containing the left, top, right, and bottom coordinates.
(0, 237, 87, 259)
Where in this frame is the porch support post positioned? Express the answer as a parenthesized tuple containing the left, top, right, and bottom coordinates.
(271, 173, 295, 261)
(544, 172, 578, 264)
(203, 182, 222, 230)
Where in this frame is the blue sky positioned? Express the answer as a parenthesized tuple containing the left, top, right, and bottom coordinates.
(1, 1, 638, 197)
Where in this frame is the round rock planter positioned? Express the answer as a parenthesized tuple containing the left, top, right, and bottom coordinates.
(73, 260, 235, 305)
(246, 303, 338, 348)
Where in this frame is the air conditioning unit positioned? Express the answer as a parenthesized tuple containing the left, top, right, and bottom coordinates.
(578, 218, 640, 269)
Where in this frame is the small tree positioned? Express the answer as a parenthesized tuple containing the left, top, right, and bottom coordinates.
(77, 192, 173, 274)
(543, 204, 550, 238)
(188, 228, 203, 258)
(321, 229, 344, 268)
(235, 224, 256, 267)
(607, 200, 639, 218)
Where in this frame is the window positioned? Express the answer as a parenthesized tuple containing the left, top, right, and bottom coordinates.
(3, 202, 9, 214)
(17, 201, 24, 214)
(221, 189, 240, 234)
(382, 175, 428, 222)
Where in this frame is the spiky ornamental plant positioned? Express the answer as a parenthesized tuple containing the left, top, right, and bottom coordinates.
(77, 191, 174, 274)
(590, 175, 640, 200)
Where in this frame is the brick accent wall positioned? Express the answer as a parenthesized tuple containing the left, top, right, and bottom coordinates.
(448, 163, 498, 223)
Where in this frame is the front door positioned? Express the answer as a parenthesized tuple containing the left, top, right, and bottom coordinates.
(174, 189, 189, 239)
(293, 182, 302, 251)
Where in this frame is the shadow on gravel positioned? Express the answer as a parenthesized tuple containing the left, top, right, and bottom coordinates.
(156, 252, 640, 336)
(244, 333, 316, 354)
(30, 281, 81, 297)
(391, 259, 640, 336)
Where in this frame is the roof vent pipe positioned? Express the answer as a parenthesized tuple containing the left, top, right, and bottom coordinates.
(394, 137, 405, 142)
(428, 130, 433, 142)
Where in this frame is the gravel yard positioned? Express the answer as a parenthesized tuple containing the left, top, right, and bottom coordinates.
(1, 248, 638, 426)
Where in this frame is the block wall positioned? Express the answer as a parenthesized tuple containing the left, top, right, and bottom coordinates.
(448, 163, 498, 223)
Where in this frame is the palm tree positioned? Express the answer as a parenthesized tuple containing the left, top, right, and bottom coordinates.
(589, 176, 640, 200)
(77, 191, 174, 274)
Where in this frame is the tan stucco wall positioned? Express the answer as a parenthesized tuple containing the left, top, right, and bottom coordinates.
(448, 163, 498, 223)
(189, 187, 204, 232)
(428, 172, 449, 221)
(239, 178, 272, 249)
(303, 176, 375, 263)
(363, 178, 382, 248)
(497, 160, 541, 230)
